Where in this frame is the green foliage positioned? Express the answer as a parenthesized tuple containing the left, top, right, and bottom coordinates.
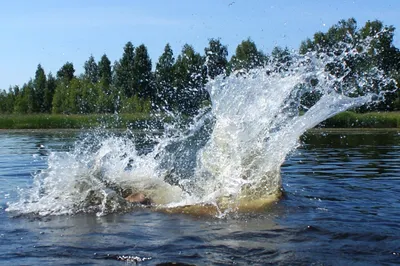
(0, 86, 18, 114)
(205, 38, 228, 79)
(0, 113, 153, 129)
(96, 81, 116, 113)
(120, 94, 151, 114)
(51, 82, 65, 114)
(84, 55, 99, 83)
(77, 78, 99, 114)
(133, 44, 153, 99)
(57, 62, 75, 83)
(1, 18, 398, 123)
(0, 91, 9, 113)
(44, 73, 56, 113)
(98, 54, 112, 87)
(300, 18, 358, 53)
(174, 44, 207, 115)
(271, 46, 292, 72)
(299, 18, 400, 111)
(114, 42, 136, 97)
(34, 64, 47, 112)
(14, 81, 36, 114)
(97, 54, 115, 112)
(322, 111, 400, 128)
(155, 43, 176, 111)
(229, 38, 267, 72)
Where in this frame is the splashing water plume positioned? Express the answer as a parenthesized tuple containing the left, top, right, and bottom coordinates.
(7, 39, 395, 216)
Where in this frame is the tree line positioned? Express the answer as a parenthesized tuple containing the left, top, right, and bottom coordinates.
(0, 18, 399, 117)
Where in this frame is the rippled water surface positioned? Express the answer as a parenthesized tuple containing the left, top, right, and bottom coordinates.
(0, 129, 399, 265)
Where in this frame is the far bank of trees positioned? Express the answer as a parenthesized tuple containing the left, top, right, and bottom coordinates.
(0, 18, 399, 117)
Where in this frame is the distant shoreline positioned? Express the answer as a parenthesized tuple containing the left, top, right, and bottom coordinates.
(321, 111, 400, 129)
(0, 113, 153, 130)
(0, 111, 399, 130)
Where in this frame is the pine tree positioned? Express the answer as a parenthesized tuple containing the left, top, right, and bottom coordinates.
(114, 42, 135, 97)
(98, 54, 112, 87)
(34, 64, 47, 112)
(133, 44, 153, 99)
(205, 38, 228, 79)
(155, 43, 176, 110)
(15, 81, 36, 114)
(43, 73, 56, 113)
(84, 55, 99, 83)
(174, 44, 207, 115)
(97, 54, 114, 113)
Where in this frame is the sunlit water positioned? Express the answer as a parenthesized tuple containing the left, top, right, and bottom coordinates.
(1, 130, 399, 265)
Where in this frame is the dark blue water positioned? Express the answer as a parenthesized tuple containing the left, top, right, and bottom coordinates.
(0, 129, 399, 265)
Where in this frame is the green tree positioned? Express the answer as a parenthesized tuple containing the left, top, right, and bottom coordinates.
(43, 73, 56, 113)
(300, 18, 358, 53)
(299, 18, 400, 111)
(96, 54, 114, 113)
(96, 84, 115, 113)
(0, 86, 17, 113)
(360, 21, 400, 110)
(6, 86, 20, 113)
(359, 21, 399, 72)
(34, 64, 47, 112)
(229, 38, 267, 72)
(0, 91, 7, 113)
(174, 44, 207, 115)
(155, 43, 176, 110)
(271, 46, 292, 72)
(133, 44, 153, 99)
(204, 38, 228, 79)
(14, 81, 36, 114)
(65, 78, 80, 114)
(53, 62, 75, 114)
(84, 55, 99, 83)
(120, 94, 151, 114)
(51, 83, 65, 114)
(98, 54, 112, 87)
(78, 79, 100, 113)
(114, 42, 136, 97)
(57, 62, 75, 83)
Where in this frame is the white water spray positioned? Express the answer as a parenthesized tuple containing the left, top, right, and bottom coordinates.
(7, 41, 394, 216)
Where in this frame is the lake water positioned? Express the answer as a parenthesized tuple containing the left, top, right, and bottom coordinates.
(0, 129, 399, 265)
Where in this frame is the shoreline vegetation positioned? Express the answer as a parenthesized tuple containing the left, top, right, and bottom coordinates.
(0, 111, 399, 130)
(0, 113, 152, 130)
(1, 18, 399, 121)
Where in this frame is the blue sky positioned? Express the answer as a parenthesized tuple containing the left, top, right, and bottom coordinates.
(1, 0, 399, 90)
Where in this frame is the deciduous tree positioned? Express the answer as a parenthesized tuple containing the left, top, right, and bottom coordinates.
(229, 38, 267, 72)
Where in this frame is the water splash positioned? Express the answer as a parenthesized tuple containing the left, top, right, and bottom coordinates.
(7, 40, 395, 216)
